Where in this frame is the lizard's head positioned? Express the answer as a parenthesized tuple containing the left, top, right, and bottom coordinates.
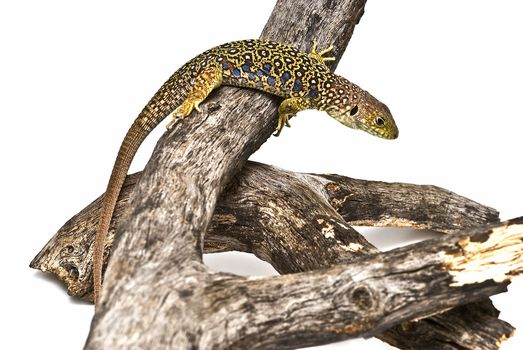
(323, 75, 398, 140)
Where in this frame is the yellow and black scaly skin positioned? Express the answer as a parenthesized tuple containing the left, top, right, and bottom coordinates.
(92, 39, 398, 305)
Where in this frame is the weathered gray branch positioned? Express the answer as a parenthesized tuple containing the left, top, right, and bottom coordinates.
(81, 0, 375, 348)
(31, 0, 519, 349)
(194, 217, 523, 349)
(31, 162, 499, 298)
(32, 162, 514, 349)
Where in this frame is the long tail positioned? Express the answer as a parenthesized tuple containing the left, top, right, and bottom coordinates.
(92, 69, 189, 306)
(92, 117, 156, 305)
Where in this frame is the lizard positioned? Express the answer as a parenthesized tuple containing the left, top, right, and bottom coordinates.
(92, 39, 399, 306)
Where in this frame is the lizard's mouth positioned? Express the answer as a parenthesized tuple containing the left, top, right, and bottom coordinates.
(354, 119, 398, 140)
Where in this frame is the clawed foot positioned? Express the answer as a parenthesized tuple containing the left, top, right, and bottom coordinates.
(274, 113, 293, 137)
(166, 116, 178, 130)
(166, 100, 202, 130)
(309, 40, 335, 63)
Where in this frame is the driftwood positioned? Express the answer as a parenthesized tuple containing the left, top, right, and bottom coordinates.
(30, 0, 522, 349)
(32, 163, 517, 349)
(87, 0, 370, 348)
(32, 162, 501, 300)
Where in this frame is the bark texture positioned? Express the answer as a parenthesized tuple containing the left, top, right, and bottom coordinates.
(30, 0, 520, 349)
(32, 163, 515, 349)
(87, 0, 372, 348)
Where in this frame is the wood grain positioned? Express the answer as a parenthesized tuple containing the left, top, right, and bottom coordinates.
(30, 0, 519, 348)
(85, 0, 372, 348)
(32, 162, 514, 349)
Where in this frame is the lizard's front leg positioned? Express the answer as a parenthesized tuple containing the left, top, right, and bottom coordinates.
(166, 64, 223, 129)
(274, 97, 310, 136)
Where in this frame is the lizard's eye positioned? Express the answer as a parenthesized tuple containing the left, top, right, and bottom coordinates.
(375, 117, 385, 127)
(349, 105, 359, 116)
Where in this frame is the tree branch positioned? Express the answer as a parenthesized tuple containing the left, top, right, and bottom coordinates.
(81, 0, 373, 348)
(30, 0, 519, 348)
(32, 162, 513, 349)
(193, 217, 522, 349)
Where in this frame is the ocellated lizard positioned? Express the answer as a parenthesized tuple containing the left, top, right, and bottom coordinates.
(92, 39, 399, 305)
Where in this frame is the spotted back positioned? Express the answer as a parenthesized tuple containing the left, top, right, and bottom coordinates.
(172, 39, 397, 139)
(212, 40, 331, 99)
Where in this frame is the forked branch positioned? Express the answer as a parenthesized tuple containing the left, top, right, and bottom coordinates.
(32, 163, 514, 349)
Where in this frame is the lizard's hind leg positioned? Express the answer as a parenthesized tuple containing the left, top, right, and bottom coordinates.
(167, 63, 223, 129)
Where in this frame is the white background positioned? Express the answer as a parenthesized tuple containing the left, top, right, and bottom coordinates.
(1, 0, 522, 349)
